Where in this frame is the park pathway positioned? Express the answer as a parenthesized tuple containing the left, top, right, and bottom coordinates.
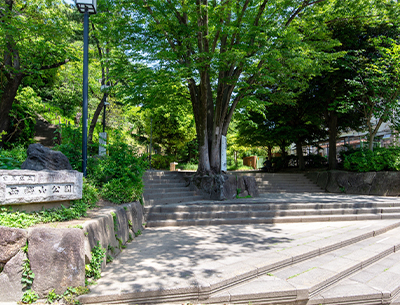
(79, 193, 400, 305)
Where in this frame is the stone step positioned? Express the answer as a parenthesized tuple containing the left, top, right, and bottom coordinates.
(142, 187, 190, 194)
(144, 191, 199, 200)
(78, 221, 400, 305)
(144, 182, 187, 188)
(310, 250, 400, 304)
(145, 195, 205, 206)
(208, 226, 400, 304)
(145, 208, 397, 221)
(144, 202, 400, 214)
(145, 213, 400, 227)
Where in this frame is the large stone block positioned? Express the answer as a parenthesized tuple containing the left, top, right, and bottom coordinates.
(0, 169, 82, 206)
(0, 250, 26, 302)
(370, 172, 400, 196)
(0, 226, 27, 263)
(125, 202, 144, 234)
(21, 143, 72, 171)
(83, 212, 119, 265)
(243, 176, 259, 197)
(316, 171, 329, 190)
(28, 228, 85, 297)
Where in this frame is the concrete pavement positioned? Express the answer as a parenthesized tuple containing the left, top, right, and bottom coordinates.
(79, 193, 400, 304)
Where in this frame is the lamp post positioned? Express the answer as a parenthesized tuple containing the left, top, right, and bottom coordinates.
(75, 0, 97, 177)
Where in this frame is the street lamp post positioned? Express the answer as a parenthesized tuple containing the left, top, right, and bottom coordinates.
(75, 0, 97, 177)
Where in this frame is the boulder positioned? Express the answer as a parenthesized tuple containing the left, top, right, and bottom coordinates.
(21, 143, 72, 171)
(222, 175, 237, 200)
(0, 227, 28, 264)
(243, 176, 259, 197)
(0, 250, 26, 302)
(28, 227, 85, 297)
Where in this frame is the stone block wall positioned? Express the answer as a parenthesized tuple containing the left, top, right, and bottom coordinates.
(306, 170, 400, 196)
(0, 201, 144, 301)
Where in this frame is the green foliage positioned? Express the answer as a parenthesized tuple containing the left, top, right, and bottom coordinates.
(85, 241, 106, 280)
(106, 254, 114, 263)
(2, 101, 36, 149)
(150, 154, 175, 170)
(343, 147, 400, 172)
(0, 145, 27, 169)
(177, 162, 198, 171)
(21, 289, 38, 304)
(110, 212, 118, 232)
(21, 258, 35, 290)
(54, 125, 84, 171)
(47, 289, 63, 303)
(62, 286, 89, 305)
(88, 131, 148, 204)
(134, 230, 142, 237)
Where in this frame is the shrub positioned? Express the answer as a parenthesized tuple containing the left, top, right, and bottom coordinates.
(343, 147, 400, 172)
(0, 145, 27, 169)
(150, 154, 175, 170)
(88, 130, 148, 204)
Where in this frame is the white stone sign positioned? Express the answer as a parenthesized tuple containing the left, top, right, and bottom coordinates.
(221, 135, 227, 172)
(0, 170, 83, 206)
(99, 132, 107, 156)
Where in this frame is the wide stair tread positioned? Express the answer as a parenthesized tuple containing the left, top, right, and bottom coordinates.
(145, 201, 400, 227)
(209, 225, 400, 305)
(237, 172, 324, 194)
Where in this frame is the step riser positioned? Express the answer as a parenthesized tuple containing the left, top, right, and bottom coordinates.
(145, 204, 397, 214)
(144, 192, 198, 200)
(145, 214, 400, 227)
(146, 209, 388, 221)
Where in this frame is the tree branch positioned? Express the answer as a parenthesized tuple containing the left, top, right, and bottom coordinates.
(285, 0, 327, 27)
(39, 59, 69, 71)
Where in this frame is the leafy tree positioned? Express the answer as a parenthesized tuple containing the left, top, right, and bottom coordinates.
(0, 0, 76, 144)
(114, 0, 370, 174)
(340, 36, 400, 150)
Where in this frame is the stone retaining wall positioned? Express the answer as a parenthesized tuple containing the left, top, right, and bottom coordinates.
(306, 170, 400, 196)
(0, 201, 144, 302)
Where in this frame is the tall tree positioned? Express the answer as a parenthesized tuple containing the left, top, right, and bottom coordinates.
(116, 0, 378, 174)
(341, 35, 400, 150)
(0, 0, 76, 143)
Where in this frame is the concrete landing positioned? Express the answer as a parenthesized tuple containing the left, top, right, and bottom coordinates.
(79, 215, 400, 304)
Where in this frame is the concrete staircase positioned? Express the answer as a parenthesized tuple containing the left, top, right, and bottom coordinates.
(79, 220, 400, 305)
(142, 171, 203, 206)
(207, 221, 400, 305)
(145, 198, 400, 227)
(236, 171, 324, 193)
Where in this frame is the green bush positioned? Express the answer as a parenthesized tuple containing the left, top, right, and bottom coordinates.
(0, 145, 27, 169)
(150, 154, 176, 170)
(343, 147, 400, 172)
(54, 125, 84, 171)
(2, 101, 36, 149)
(88, 130, 148, 204)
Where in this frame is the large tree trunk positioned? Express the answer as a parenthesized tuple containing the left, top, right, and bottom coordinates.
(0, 73, 24, 144)
(327, 112, 338, 170)
(296, 140, 305, 171)
(88, 94, 107, 144)
(368, 118, 383, 151)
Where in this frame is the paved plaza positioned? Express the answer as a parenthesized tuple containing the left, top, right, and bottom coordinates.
(79, 193, 400, 305)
